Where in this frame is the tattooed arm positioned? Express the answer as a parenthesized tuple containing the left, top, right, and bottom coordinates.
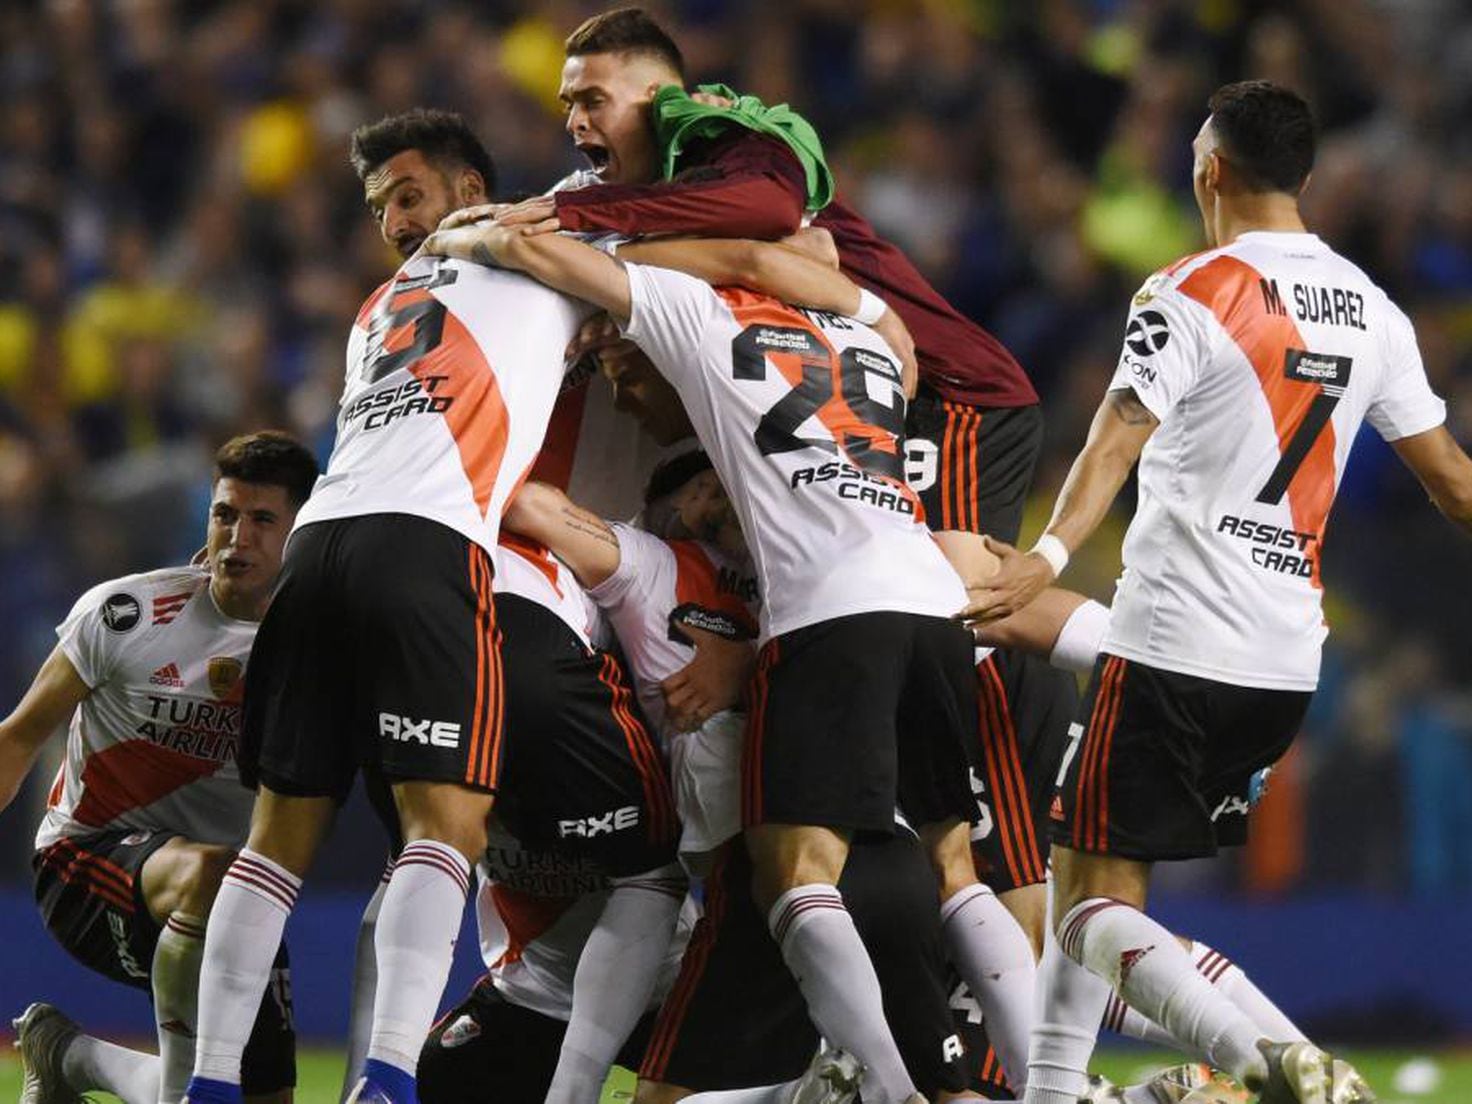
(957, 388, 1158, 625)
(502, 481, 624, 589)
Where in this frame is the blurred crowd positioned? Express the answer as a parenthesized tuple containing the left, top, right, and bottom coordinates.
(2, 0, 1470, 893)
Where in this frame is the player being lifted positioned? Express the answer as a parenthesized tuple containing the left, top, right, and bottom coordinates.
(3, 432, 317, 1104)
(968, 81, 1472, 1104)
(428, 212, 998, 1104)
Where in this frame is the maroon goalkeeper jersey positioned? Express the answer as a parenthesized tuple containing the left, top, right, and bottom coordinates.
(555, 129, 1037, 409)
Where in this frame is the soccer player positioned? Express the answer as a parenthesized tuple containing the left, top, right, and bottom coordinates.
(427, 215, 1003, 1104)
(477, 17, 1108, 1084)
(967, 81, 1472, 1104)
(176, 143, 688, 1104)
(2, 432, 317, 1104)
(502, 455, 976, 1103)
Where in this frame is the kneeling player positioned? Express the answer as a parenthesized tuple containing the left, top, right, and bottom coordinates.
(2, 433, 317, 1104)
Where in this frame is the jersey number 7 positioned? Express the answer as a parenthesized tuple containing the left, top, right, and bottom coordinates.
(1255, 348, 1349, 505)
(730, 323, 907, 482)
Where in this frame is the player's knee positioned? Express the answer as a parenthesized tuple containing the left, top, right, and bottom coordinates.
(745, 824, 848, 911)
(923, 820, 979, 901)
(635, 1079, 691, 1104)
(394, 782, 493, 863)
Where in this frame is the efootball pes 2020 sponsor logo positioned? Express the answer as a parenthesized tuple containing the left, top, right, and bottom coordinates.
(344, 376, 454, 432)
(790, 460, 918, 516)
(378, 712, 461, 748)
(558, 805, 639, 839)
(1216, 514, 1320, 578)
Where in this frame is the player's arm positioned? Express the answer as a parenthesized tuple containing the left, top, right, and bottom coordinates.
(958, 388, 1158, 626)
(1390, 425, 1472, 536)
(426, 222, 636, 325)
(502, 481, 623, 589)
(550, 133, 808, 240)
(0, 646, 90, 811)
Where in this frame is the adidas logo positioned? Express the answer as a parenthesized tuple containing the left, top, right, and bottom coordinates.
(150, 663, 185, 688)
(1118, 944, 1155, 987)
(1050, 793, 1065, 821)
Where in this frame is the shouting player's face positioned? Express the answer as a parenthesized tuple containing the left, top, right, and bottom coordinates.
(205, 477, 297, 619)
(559, 52, 673, 185)
(364, 149, 488, 258)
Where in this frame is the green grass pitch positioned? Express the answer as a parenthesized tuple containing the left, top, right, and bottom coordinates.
(4, 1047, 1472, 1101)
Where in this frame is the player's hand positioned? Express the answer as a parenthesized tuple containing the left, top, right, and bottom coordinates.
(954, 535, 1054, 626)
(436, 204, 511, 232)
(494, 196, 559, 235)
(780, 227, 839, 268)
(566, 312, 626, 363)
(661, 626, 755, 734)
(690, 90, 735, 109)
(874, 308, 919, 399)
(422, 221, 521, 267)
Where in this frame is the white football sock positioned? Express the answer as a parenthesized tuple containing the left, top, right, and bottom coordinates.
(365, 839, 470, 1075)
(153, 911, 206, 1104)
(1101, 940, 1306, 1049)
(769, 884, 916, 1104)
(940, 883, 1036, 1092)
(61, 1034, 160, 1104)
(1023, 921, 1112, 1104)
(546, 864, 687, 1104)
(1049, 600, 1110, 673)
(193, 849, 300, 1084)
(1061, 899, 1267, 1088)
(341, 862, 393, 1101)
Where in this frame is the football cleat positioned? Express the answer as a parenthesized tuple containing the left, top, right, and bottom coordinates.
(788, 1048, 863, 1104)
(1078, 1073, 1124, 1102)
(1257, 1040, 1333, 1104)
(11, 1002, 87, 1104)
(344, 1077, 396, 1104)
(1329, 1058, 1378, 1104)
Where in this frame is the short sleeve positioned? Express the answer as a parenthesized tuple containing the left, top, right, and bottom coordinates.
(586, 523, 678, 623)
(1106, 281, 1210, 422)
(620, 263, 722, 387)
(1366, 301, 1446, 442)
(55, 582, 137, 689)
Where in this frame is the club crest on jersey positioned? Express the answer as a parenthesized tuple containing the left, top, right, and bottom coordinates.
(101, 593, 141, 633)
(1132, 272, 1170, 306)
(1125, 310, 1170, 357)
(207, 657, 244, 701)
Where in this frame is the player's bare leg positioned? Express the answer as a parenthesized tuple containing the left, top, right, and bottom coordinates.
(346, 780, 489, 1103)
(186, 788, 333, 1104)
(997, 882, 1047, 960)
(923, 818, 1036, 1095)
(746, 824, 922, 1104)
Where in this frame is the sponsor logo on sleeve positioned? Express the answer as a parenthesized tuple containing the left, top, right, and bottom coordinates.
(1125, 310, 1171, 357)
(101, 593, 141, 633)
(1284, 348, 1352, 389)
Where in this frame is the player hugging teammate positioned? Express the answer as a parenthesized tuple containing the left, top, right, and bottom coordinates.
(11, 7, 1472, 1104)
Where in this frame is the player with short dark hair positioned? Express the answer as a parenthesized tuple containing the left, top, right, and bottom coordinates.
(564, 6, 685, 77)
(971, 80, 1472, 1104)
(4, 431, 317, 1104)
(349, 109, 498, 212)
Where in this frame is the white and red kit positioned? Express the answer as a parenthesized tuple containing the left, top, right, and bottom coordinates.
(619, 264, 967, 642)
(587, 524, 761, 855)
(474, 819, 689, 1019)
(1105, 231, 1446, 690)
(37, 566, 256, 851)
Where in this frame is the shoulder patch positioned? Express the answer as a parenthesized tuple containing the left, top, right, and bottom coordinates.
(100, 593, 142, 633)
(1132, 272, 1172, 306)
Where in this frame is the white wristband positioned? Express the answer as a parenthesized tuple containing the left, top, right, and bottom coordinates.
(854, 288, 888, 325)
(1030, 534, 1070, 578)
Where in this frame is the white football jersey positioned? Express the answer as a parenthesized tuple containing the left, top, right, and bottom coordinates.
(293, 256, 595, 554)
(37, 567, 257, 851)
(621, 264, 967, 641)
(587, 524, 761, 856)
(474, 820, 688, 1020)
(1104, 231, 1445, 690)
